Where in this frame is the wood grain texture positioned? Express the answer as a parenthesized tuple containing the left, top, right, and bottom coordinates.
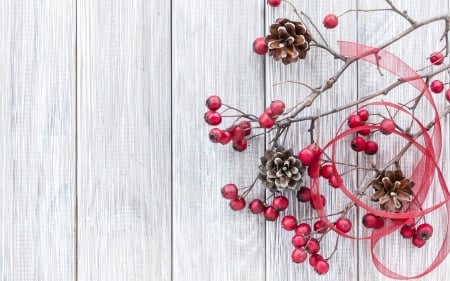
(265, 1, 359, 280)
(77, 1, 171, 280)
(0, 0, 76, 280)
(171, 1, 266, 280)
(2, 1, 450, 281)
(357, 0, 450, 280)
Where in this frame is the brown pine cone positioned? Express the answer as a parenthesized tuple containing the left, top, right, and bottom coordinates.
(259, 146, 305, 192)
(265, 19, 312, 65)
(371, 170, 415, 212)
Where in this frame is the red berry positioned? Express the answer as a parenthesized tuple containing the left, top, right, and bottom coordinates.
(270, 100, 285, 116)
(259, 113, 275, 128)
(218, 130, 232, 145)
(209, 128, 223, 143)
(313, 220, 328, 234)
(295, 223, 312, 236)
(297, 186, 311, 202)
(231, 126, 245, 142)
(298, 147, 316, 166)
(205, 95, 222, 111)
(351, 136, 366, 152)
(314, 260, 330, 275)
(249, 199, 265, 214)
(229, 196, 246, 211)
(305, 238, 320, 254)
(292, 235, 307, 248)
(430, 80, 444, 93)
(308, 160, 321, 178)
(358, 128, 371, 136)
(335, 217, 352, 233)
(264, 206, 279, 221)
(362, 213, 378, 228)
(430, 52, 444, 65)
(282, 215, 298, 231)
(446, 89, 450, 102)
(239, 120, 252, 136)
(347, 114, 362, 128)
(320, 164, 334, 179)
(204, 110, 222, 125)
(412, 234, 426, 248)
(380, 119, 396, 135)
(308, 143, 322, 158)
(357, 108, 370, 121)
(253, 37, 268, 55)
(310, 195, 326, 209)
(309, 254, 323, 267)
(291, 248, 307, 263)
(221, 183, 238, 200)
(232, 139, 248, 152)
(364, 140, 378, 155)
(328, 174, 343, 188)
(416, 223, 433, 240)
(267, 0, 281, 7)
(272, 195, 289, 211)
(323, 14, 338, 29)
(264, 107, 274, 117)
(400, 224, 416, 239)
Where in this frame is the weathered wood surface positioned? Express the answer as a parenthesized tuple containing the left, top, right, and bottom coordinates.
(77, 0, 172, 280)
(0, 0, 76, 280)
(172, 1, 266, 280)
(0, 0, 450, 280)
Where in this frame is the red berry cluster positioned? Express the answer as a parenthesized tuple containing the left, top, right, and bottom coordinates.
(259, 100, 285, 128)
(281, 214, 353, 275)
(222, 183, 294, 222)
(347, 109, 379, 155)
(298, 144, 344, 189)
(296, 186, 327, 209)
(399, 219, 434, 248)
(362, 213, 385, 229)
(205, 96, 253, 152)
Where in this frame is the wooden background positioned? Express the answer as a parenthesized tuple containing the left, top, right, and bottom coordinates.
(1, 0, 450, 280)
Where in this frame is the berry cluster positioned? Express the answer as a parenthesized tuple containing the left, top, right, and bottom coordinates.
(222, 182, 292, 221)
(204, 95, 253, 152)
(259, 100, 285, 128)
(399, 220, 434, 248)
(282, 214, 352, 274)
(347, 109, 381, 155)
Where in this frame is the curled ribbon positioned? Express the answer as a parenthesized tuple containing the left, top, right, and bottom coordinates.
(308, 41, 450, 279)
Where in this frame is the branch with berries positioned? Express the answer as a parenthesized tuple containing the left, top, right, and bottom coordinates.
(204, 0, 450, 278)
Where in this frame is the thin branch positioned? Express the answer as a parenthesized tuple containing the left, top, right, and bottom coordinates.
(385, 0, 417, 25)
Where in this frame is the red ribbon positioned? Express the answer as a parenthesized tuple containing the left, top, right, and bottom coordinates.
(308, 41, 450, 279)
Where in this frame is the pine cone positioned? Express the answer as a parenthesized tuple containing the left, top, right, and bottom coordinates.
(371, 170, 415, 212)
(265, 19, 312, 65)
(259, 147, 305, 192)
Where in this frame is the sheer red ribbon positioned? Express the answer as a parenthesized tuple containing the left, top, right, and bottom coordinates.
(308, 41, 450, 279)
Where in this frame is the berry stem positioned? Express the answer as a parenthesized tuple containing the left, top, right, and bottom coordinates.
(324, 235, 341, 261)
(384, 0, 417, 25)
(338, 8, 395, 18)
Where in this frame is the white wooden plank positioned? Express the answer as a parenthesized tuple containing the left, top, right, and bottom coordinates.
(77, 1, 172, 280)
(0, 0, 76, 280)
(171, 1, 266, 280)
(357, 0, 450, 280)
(265, 1, 358, 280)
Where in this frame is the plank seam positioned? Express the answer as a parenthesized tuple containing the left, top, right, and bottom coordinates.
(74, 0, 79, 280)
(170, 0, 174, 280)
